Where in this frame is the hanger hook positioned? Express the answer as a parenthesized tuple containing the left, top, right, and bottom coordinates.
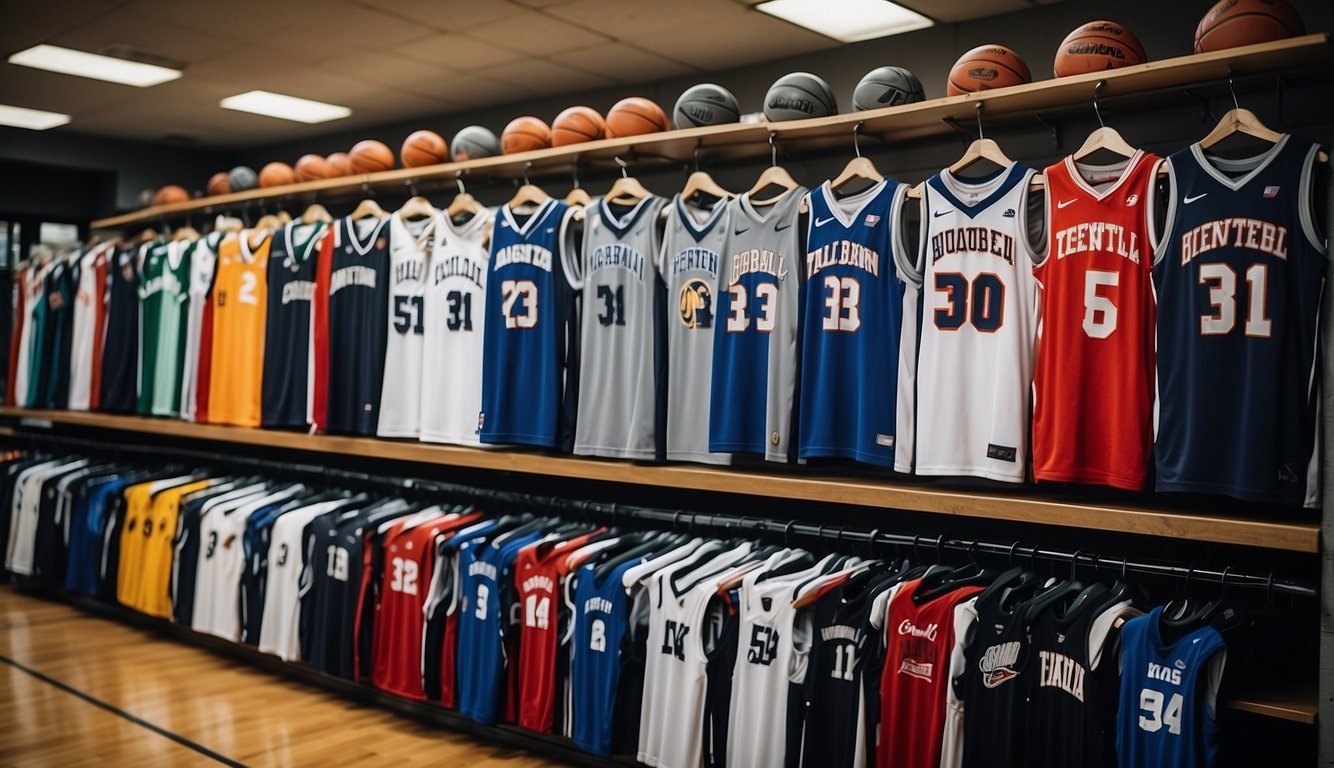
(455, 169, 466, 196)
(1227, 74, 1240, 112)
(769, 132, 778, 167)
(614, 155, 629, 179)
(361, 180, 372, 197)
(405, 179, 418, 198)
(974, 101, 985, 141)
(853, 121, 863, 158)
(693, 140, 703, 173)
(1070, 549, 1083, 581)
(1093, 80, 1106, 128)
(571, 158, 580, 190)
(522, 160, 533, 186)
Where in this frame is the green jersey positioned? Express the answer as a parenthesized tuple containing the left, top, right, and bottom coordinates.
(137, 240, 192, 416)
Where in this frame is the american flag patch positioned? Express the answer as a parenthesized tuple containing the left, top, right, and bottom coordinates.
(865, 214, 881, 226)
(1264, 185, 1280, 198)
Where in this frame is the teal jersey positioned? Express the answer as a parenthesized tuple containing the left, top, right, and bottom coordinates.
(137, 241, 192, 416)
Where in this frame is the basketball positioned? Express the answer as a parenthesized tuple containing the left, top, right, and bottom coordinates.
(764, 72, 837, 121)
(605, 97, 670, 139)
(206, 172, 230, 197)
(294, 154, 331, 182)
(1054, 21, 1147, 77)
(501, 116, 552, 154)
(852, 66, 925, 111)
(552, 106, 606, 146)
(1194, 0, 1304, 53)
(350, 140, 394, 173)
(401, 129, 448, 168)
(326, 152, 353, 177)
(259, 162, 296, 188)
(227, 165, 258, 192)
(153, 185, 189, 205)
(673, 83, 741, 128)
(947, 45, 1032, 96)
(452, 125, 501, 161)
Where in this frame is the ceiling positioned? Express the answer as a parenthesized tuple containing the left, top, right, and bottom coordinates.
(2, 0, 1053, 148)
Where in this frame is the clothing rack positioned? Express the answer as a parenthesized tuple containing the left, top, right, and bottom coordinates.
(7, 425, 1316, 599)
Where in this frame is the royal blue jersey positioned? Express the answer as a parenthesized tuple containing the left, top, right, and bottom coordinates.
(1116, 607, 1226, 768)
(798, 180, 907, 466)
(570, 559, 638, 756)
(1154, 136, 1326, 507)
(66, 474, 134, 595)
(480, 199, 577, 450)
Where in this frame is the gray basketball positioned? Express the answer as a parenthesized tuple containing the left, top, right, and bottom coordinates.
(673, 83, 742, 129)
(451, 125, 501, 162)
(852, 66, 925, 111)
(227, 165, 258, 192)
(763, 72, 837, 122)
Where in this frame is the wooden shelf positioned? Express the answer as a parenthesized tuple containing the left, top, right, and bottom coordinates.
(90, 34, 1332, 230)
(1226, 687, 1317, 724)
(0, 407, 1318, 553)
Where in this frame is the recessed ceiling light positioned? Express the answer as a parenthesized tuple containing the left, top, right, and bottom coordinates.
(0, 104, 71, 131)
(8, 44, 182, 87)
(755, 0, 933, 42)
(219, 90, 351, 124)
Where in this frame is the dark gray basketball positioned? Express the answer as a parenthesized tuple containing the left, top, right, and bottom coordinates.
(450, 125, 501, 162)
(763, 72, 837, 121)
(227, 165, 258, 192)
(852, 66, 925, 111)
(673, 83, 742, 129)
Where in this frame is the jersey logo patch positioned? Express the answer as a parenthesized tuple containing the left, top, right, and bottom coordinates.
(864, 214, 881, 226)
(1002, 208, 1016, 218)
(986, 444, 1017, 462)
(1263, 185, 1280, 198)
(875, 434, 895, 447)
(678, 278, 714, 329)
(1126, 193, 1139, 206)
(1183, 193, 1208, 204)
(814, 216, 837, 228)
(1057, 199, 1079, 209)
(775, 221, 793, 232)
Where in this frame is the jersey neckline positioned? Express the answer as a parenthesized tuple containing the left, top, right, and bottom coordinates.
(597, 195, 659, 238)
(816, 178, 890, 229)
(1189, 133, 1290, 192)
(930, 163, 1027, 219)
(674, 194, 728, 240)
(1063, 150, 1145, 202)
(502, 197, 558, 236)
(342, 215, 388, 257)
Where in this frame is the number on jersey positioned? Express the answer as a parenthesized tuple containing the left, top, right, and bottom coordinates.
(501, 280, 538, 329)
(727, 282, 778, 333)
(474, 583, 490, 619)
(822, 275, 861, 332)
(597, 284, 626, 327)
(934, 272, 1004, 332)
(389, 556, 418, 595)
(393, 295, 425, 335)
(524, 595, 551, 629)
(446, 290, 474, 331)
(1198, 263, 1272, 337)
(1138, 689, 1183, 735)
(830, 643, 856, 681)
(589, 618, 607, 652)
(326, 545, 349, 582)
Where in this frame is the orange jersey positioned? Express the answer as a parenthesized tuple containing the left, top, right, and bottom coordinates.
(208, 234, 270, 427)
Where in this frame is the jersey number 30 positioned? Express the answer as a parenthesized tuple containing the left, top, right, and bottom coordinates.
(934, 272, 1004, 332)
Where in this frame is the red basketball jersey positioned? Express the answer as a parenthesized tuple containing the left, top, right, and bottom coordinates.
(879, 578, 982, 768)
(1032, 151, 1160, 490)
(514, 530, 602, 733)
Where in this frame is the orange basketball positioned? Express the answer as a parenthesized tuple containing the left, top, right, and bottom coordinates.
(349, 139, 395, 173)
(154, 184, 189, 205)
(206, 172, 230, 197)
(947, 45, 1032, 96)
(1195, 0, 1304, 53)
(551, 106, 606, 147)
(326, 152, 353, 177)
(1054, 21, 1147, 77)
(259, 161, 296, 188)
(401, 129, 448, 168)
(605, 97, 669, 138)
(501, 116, 552, 154)
(294, 154, 332, 182)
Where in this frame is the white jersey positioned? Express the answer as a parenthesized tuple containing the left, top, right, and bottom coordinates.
(378, 212, 436, 438)
(419, 209, 491, 446)
(179, 232, 224, 422)
(190, 485, 274, 636)
(258, 497, 353, 659)
(68, 244, 113, 410)
(5, 458, 69, 574)
(897, 163, 1041, 482)
(940, 596, 980, 768)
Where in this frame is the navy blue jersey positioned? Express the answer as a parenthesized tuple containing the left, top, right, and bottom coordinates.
(46, 260, 75, 409)
(570, 559, 638, 757)
(326, 217, 390, 436)
(1116, 607, 1225, 768)
(798, 180, 907, 466)
(480, 200, 577, 450)
(456, 530, 543, 725)
(1154, 136, 1326, 506)
(262, 222, 325, 429)
(99, 245, 140, 413)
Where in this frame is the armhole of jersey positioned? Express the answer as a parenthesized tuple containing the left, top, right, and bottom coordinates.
(1151, 160, 1176, 266)
(1031, 168, 1054, 269)
(1298, 143, 1327, 254)
(903, 191, 926, 286)
(1143, 157, 1165, 254)
(653, 211, 671, 277)
(559, 206, 584, 291)
(1018, 169, 1045, 266)
(1205, 644, 1227, 719)
(888, 184, 915, 281)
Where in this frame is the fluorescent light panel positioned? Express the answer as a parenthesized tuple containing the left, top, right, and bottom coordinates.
(220, 90, 351, 124)
(0, 104, 70, 130)
(8, 44, 181, 87)
(756, 0, 933, 42)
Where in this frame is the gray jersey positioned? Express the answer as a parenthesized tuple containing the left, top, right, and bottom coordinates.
(567, 196, 668, 459)
(659, 196, 732, 465)
(710, 187, 807, 462)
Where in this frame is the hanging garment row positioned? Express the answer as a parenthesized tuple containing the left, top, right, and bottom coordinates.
(2, 451, 1300, 768)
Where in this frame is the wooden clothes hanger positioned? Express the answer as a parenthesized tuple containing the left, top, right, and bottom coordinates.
(565, 164, 591, 206)
(397, 194, 438, 221)
(349, 198, 389, 221)
(681, 170, 732, 202)
(248, 215, 279, 249)
(301, 203, 333, 224)
(508, 162, 551, 208)
(748, 134, 800, 206)
(447, 174, 484, 219)
(1198, 78, 1328, 163)
(1072, 81, 1139, 163)
(606, 156, 653, 205)
(171, 225, 200, 241)
(830, 122, 884, 193)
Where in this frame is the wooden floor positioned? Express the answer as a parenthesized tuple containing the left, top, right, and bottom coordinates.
(0, 587, 561, 767)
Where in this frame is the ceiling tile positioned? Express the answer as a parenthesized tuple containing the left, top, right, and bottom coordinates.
(254, 2, 445, 47)
(0, 1, 119, 54)
(482, 58, 617, 97)
(362, 0, 524, 31)
(636, 16, 832, 71)
(394, 33, 527, 71)
(121, 0, 308, 36)
(896, 0, 1031, 23)
(0, 66, 134, 115)
(560, 43, 699, 84)
(546, 0, 747, 41)
(51, 10, 236, 66)
(465, 11, 610, 56)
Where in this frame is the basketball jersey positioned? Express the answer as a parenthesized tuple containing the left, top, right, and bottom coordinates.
(1033, 151, 1159, 490)
(800, 179, 910, 466)
(1154, 136, 1326, 507)
(800, 571, 876, 768)
(100, 245, 142, 414)
(899, 164, 1040, 482)
(41, 258, 74, 409)
(571, 196, 668, 459)
(21, 261, 52, 408)
(710, 187, 807, 462)
(479, 199, 577, 449)
(660, 196, 731, 465)
(139, 240, 192, 417)
(181, 232, 224, 422)
(208, 234, 269, 427)
(377, 212, 436, 438)
(570, 558, 639, 757)
(957, 580, 1036, 768)
(1116, 607, 1226, 768)
(257, 498, 349, 661)
(261, 221, 325, 429)
(320, 216, 391, 436)
(420, 209, 491, 445)
(68, 243, 111, 411)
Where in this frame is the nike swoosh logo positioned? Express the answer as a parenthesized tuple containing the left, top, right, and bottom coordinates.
(932, 210, 950, 218)
(734, 228, 750, 236)
(1184, 193, 1208, 204)
(813, 216, 837, 227)
(775, 222, 792, 232)
(1057, 199, 1078, 209)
